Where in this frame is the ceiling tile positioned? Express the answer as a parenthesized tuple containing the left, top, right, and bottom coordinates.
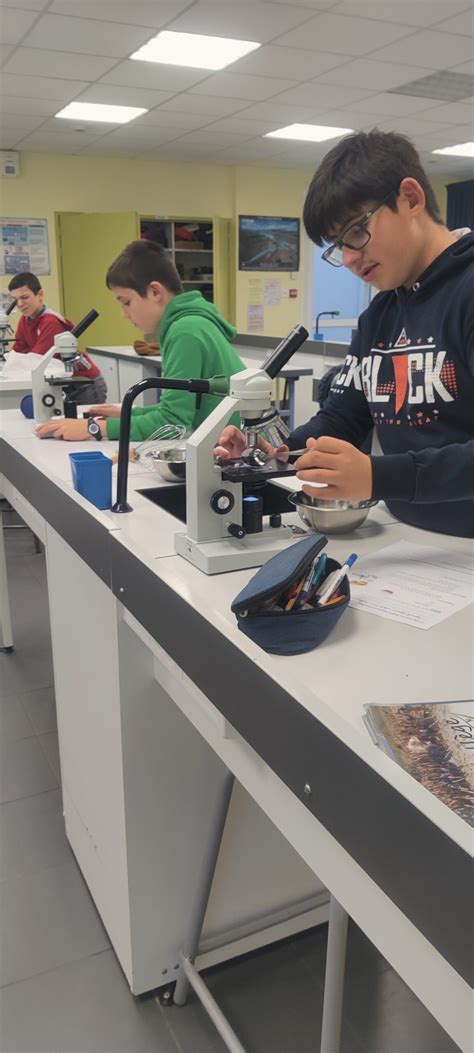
(416, 101, 474, 124)
(163, 2, 318, 43)
(0, 43, 13, 63)
(0, 112, 45, 132)
(370, 30, 474, 69)
(100, 126, 176, 146)
(158, 93, 248, 117)
(376, 114, 454, 135)
(169, 129, 253, 147)
(0, 93, 62, 115)
(39, 116, 115, 135)
(322, 58, 435, 91)
(125, 110, 214, 131)
(431, 9, 474, 36)
(0, 0, 50, 9)
(189, 72, 298, 101)
(205, 115, 285, 135)
(227, 44, 349, 81)
(147, 140, 218, 157)
(48, 1, 192, 27)
(0, 6, 39, 43)
(100, 59, 209, 92)
(22, 13, 156, 57)
(0, 72, 89, 98)
(453, 60, 474, 77)
(275, 11, 416, 53)
(235, 100, 320, 121)
(15, 129, 100, 148)
(75, 85, 173, 109)
(3, 47, 118, 79)
(0, 131, 32, 148)
(275, 81, 373, 107)
(347, 92, 443, 116)
(331, 0, 471, 27)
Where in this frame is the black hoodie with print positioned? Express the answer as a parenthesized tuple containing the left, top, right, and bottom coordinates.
(291, 232, 474, 537)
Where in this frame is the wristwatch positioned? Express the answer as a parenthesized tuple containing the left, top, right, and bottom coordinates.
(87, 417, 102, 441)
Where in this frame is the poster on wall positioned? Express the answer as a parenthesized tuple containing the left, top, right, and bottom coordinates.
(0, 218, 50, 276)
(239, 215, 300, 272)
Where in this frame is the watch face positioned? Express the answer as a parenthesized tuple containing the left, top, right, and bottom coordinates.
(88, 420, 100, 435)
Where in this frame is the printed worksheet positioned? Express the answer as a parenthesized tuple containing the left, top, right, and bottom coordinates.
(348, 541, 474, 629)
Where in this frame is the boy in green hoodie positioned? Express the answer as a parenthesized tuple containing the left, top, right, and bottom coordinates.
(36, 239, 245, 443)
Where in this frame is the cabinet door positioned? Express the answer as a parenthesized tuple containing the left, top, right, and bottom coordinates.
(56, 212, 139, 347)
(91, 352, 120, 403)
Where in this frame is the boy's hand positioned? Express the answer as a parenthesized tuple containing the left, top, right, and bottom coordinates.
(296, 437, 373, 502)
(88, 403, 121, 418)
(214, 425, 286, 461)
(36, 419, 91, 441)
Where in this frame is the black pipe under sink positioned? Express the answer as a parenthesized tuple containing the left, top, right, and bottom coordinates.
(137, 481, 294, 524)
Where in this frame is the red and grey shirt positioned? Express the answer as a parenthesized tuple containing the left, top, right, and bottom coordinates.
(13, 306, 100, 380)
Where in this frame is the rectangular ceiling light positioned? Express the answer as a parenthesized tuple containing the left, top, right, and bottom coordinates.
(130, 30, 260, 70)
(432, 142, 474, 157)
(265, 124, 353, 143)
(55, 102, 147, 124)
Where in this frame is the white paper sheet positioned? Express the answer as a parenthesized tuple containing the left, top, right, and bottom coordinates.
(348, 540, 474, 630)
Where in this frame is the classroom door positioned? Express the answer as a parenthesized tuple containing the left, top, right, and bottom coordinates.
(56, 212, 140, 348)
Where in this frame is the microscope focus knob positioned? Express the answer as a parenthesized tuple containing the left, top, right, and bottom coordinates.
(210, 489, 234, 515)
(227, 523, 246, 539)
(42, 393, 56, 407)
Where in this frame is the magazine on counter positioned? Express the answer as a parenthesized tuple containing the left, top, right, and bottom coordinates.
(363, 700, 474, 826)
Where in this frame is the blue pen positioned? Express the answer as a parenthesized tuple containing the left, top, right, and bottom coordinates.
(316, 553, 358, 606)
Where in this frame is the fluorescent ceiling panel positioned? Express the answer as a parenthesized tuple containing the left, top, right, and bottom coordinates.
(432, 142, 474, 157)
(130, 30, 260, 70)
(389, 71, 474, 102)
(265, 123, 353, 142)
(55, 102, 147, 124)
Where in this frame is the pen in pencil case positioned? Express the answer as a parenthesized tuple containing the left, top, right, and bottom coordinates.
(316, 553, 358, 607)
(294, 553, 328, 609)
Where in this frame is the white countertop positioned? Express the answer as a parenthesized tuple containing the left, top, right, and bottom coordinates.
(86, 344, 313, 376)
(1, 405, 472, 855)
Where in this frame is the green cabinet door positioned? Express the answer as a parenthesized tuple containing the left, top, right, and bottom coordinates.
(56, 212, 140, 347)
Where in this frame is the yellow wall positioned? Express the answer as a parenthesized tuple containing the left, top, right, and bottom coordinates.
(0, 151, 462, 341)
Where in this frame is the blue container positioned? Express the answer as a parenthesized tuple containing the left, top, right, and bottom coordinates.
(20, 394, 34, 418)
(69, 451, 112, 510)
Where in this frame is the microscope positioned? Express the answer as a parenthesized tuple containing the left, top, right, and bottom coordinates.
(112, 324, 309, 574)
(0, 300, 16, 364)
(32, 309, 99, 423)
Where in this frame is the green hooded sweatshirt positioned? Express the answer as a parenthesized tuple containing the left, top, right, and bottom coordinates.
(106, 291, 245, 441)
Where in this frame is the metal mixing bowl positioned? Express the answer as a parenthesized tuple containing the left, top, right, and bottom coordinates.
(288, 492, 377, 534)
(152, 446, 186, 482)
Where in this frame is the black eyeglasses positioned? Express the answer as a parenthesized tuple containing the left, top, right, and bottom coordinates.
(321, 189, 398, 267)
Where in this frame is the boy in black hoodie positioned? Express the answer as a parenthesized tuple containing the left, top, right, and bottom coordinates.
(217, 130, 474, 538)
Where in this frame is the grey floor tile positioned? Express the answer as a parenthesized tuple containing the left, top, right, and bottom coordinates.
(0, 859, 110, 986)
(0, 734, 58, 803)
(38, 730, 61, 781)
(344, 965, 459, 1053)
(165, 939, 361, 1053)
(292, 919, 390, 983)
(0, 655, 23, 699)
(0, 691, 34, 742)
(0, 788, 71, 883)
(17, 685, 57, 735)
(5, 645, 54, 693)
(0, 950, 178, 1053)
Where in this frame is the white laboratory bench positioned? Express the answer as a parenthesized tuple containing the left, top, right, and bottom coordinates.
(0, 407, 472, 1052)
(0, 372, 31, 410)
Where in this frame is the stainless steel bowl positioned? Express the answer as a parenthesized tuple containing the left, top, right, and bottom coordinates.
(288, 492, 377, 534)
(152, 446, 186, 483)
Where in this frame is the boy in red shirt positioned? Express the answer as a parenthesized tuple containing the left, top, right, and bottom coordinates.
(7, 271, 107, 404)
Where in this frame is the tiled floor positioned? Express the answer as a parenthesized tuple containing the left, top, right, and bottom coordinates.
(0, 525, 459, 1052)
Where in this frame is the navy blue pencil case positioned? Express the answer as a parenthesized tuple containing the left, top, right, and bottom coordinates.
(231, 534, 350, 656)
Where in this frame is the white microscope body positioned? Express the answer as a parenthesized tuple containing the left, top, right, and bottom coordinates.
(0, 308, 14, 364)
(175, 367, 295, 575)
(31, 309, 98, 423)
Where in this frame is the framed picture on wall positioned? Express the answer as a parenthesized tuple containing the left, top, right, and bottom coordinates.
(238, 215, 300, 272)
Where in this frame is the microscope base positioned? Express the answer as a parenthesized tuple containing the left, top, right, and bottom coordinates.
(175, 525, 294, 575)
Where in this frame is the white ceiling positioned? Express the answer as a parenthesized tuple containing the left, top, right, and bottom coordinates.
(0, 0, 473, 175)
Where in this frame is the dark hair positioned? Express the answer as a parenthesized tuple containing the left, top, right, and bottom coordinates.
(8, 272, 42, 294)
(303, 129, 443, 246)
(106, 239, 183, 296)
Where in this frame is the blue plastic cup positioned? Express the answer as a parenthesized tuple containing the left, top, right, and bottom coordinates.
(69, 451, 112, 510)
